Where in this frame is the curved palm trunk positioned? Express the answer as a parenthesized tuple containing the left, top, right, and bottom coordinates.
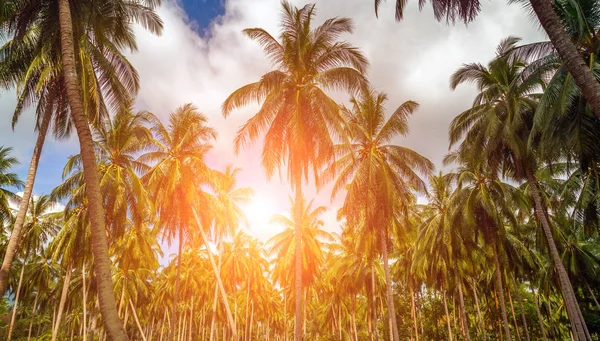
(293, 172, 303, 341)
(442, 287, 454, 341)
(508, 287, 522, 341)
(52, 262, 73, 341)
(191, 207, 237, 339)
(57, 2, 127, 341)
(370, 266, 380, 341)
(512, 275, 530, 341)
(27, 290, 40, 341)
(528, 0, 600, 120)
(7, 257, 27, 341)
(457, 281, 470, 341)
(409, 280, 419, 341)
(492, 241, 512, 341)
(380, 233, 400, 341)
(171, 227, 184, 341)
(82, 264, 88, 341)
(129, 299, 148, 341)
(0, 97, 52, 297)
(529, 282, 548, 341)
(471, 281, 486, 341)
(525, 169, 589, 340)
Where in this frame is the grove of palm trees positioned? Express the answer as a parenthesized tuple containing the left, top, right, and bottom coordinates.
(0, 0, 599, 340)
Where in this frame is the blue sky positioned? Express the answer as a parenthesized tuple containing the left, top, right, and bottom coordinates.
(180, 0, 225, 33)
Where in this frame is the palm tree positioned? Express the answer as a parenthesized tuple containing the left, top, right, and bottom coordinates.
(140, 104, 231, 339)
(0, 4, 162, 320)
(7, 194, 60, 341)
(372, 0, 600, 120)
(0, 146, 22, 224)
(324, 87, 433, 341)
(221, 3, 367, 339)
(268, 197, 334, 338)
(449, 37, 590, 339)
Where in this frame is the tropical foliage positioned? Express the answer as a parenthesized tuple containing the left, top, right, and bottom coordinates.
(0, 0, 599, 341)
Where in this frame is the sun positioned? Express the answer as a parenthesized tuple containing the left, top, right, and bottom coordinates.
(241, 193, 283, 241)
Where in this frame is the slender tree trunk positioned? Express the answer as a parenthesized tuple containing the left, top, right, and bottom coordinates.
(292, 172, 303, 341)
(7, 256, 27, 341)
(410, 281, 419, 341)
(380, 232, 400, 341)
(83, 263, 88, 341)
(284, 290, 287, 341)
(27, 290, 40, 341)
(89, 304, 99, 341)
(508, 287, 522, 341)
(209, 280, 218, 341)
(529, 282, 547, 340)
(472, 281, 486, 341)
(189, 297, 194, 341)
(57, 2, 127, 340)
(528, 0, 600, 119)
(249, 302, 254, 341)
(192, 207, 237, 339)
(457, 281, 471, 341)
(245, 283, 250, 341)
(492, 240, 512, 341)
(52, 262, 73, 341)
(129, 299, 148, 341)
(511, 275, 530, 341)
(526, 170, 589, 340)
(442, 287, 453, 341)
(585, 281, 600, 310)
(371, 266, 379, 341)
(0, 92, 53, 297)
(118, 279, 127, 318)
(352, 295, 359, 341)
(171, 226, 184, 341)
(159, 310, 168, 341)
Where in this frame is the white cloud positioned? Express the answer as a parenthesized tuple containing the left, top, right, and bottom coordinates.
(0, 0, 547, 243)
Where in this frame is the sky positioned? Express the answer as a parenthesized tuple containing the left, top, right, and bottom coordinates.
(0, 0, 547, 250)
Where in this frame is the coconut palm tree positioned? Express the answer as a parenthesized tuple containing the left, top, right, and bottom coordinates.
(0, 147, 22, 225)
(0, 2, 163, 337)
(449, 37, 590, 339)
(373, 0, 600, 121)
(140, 104, 234, 339)
(6, 194, 60, 341)
(221, 3, 367, 338)
(323, 87, 433, 341)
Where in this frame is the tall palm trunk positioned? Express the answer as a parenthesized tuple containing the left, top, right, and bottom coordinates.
(171, 227, 184, 341)
(409, 280, 419, 341)
(129, 299, 148, 341)
(585, 281, 600, 310)
(380, 233, 400, 341)
(244, 282, 250, 341)
(492, 241, 512, 341)
(508, 288, 522, 341)
(512, 275, 530, 341)
(57, 1, 126, 340)
(457, 281, 470, 341)
(528, 0, 600, 120)
(52, 262, 73, 341)
(191, 207, 237, 339)
(442, 287, 454, 341)
(209, 278, 218, 341)
(525, 169, 589, 340)
(529, 281, 548, 341)
(27, 290, 40, 341)
(292, 172, 303, 341)
(370, 266, 380, 341)
(0, 96, 52, 297)
(7, 256, 27, 341)
(471, 281, 486, 341)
